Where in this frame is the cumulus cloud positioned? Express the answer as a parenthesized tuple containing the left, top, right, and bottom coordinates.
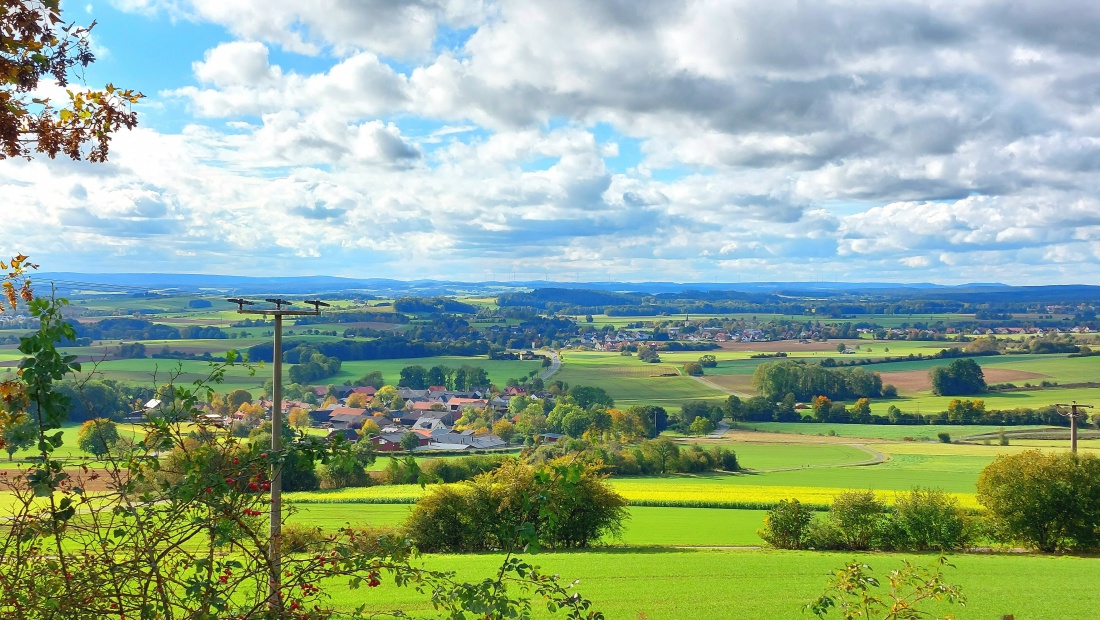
(7, 0, 1100, 282)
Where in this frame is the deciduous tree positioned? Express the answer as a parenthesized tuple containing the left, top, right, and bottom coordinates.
(76, 418, 120, 456)
(1, 0, 142, 161)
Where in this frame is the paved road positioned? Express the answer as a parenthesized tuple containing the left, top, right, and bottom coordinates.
(538, 350, 561, 380)
(706, 420, 730, 439)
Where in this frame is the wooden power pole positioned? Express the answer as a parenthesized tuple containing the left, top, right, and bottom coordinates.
(1055, 402, 1093, 453)
(228, 297, 328, 610)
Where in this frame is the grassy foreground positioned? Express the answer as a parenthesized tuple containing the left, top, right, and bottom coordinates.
(323, 548, 1100, 619)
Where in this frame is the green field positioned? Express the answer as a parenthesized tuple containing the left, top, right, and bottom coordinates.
(60, 354, 543, 397)
(330, 357, 543, 389)
(287, 504, 767, 548)
(325, 549, 1100, 619)
(734, 422, 1056, 441)
(553, 351, 725, 408)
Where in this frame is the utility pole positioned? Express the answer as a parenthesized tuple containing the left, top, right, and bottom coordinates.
(228, 297, 329, 610)
(1055, 402, 1093, 453)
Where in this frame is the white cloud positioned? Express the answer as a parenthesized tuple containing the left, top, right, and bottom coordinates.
(10, 0, 1100, 283)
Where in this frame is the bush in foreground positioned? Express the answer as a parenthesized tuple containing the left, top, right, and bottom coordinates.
(758, 499, 814, 549)
(405, 458, 628, 552)
(884, 487, 974, 551)
(977, 449, 1100, 552)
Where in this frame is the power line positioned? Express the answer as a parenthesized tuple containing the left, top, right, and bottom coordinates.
(229, 296, 326, 611)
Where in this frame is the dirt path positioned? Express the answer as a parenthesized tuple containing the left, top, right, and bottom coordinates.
(745, 443, 889, 473)
(690, 375, 752, 397)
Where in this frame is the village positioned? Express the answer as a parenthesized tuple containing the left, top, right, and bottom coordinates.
(264, 385, 534, 452)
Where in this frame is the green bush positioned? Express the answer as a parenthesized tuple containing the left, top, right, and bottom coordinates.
(977, 450, 1100, 552)
(405, 459, 627, 552)
(281, 525, 328, 553)
(827, 490, 886, 551)
(420, 454, 506, 483)
(758, 499, 814, 549)
(937, 432, 951, 443)
(886, 488, 973, 551)
(804, 516, 847, 550)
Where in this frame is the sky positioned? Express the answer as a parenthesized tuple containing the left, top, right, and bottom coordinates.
(4, 0, 1100, 285)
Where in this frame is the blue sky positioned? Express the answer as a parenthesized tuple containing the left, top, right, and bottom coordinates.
(5, 0, 1100, 284)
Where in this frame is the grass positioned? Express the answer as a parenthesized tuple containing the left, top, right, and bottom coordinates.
(286, 504, 769, 548)
(554, 351, 725, 407)
(734, 422, 1056, 441)
(689, 441, 873, 470)
(329, 357, 543, 389)
(325, 548, 1100, 619)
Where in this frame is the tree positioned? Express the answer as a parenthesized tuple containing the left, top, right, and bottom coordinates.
(649, 437, 679, 473)
(359, 418, 381, 438)
(405, 459, 627, 552)
(76, 418, 120, 457)
(346, 392, 369, 408)
(288, 407, 311, 430)
(722, 395, 743, 421)
(929, 358, 986, 396)
(400, 431, 421, 453)
(689, 416, 714, 435)
(560, 408, 593, 438)
(399, 365, 428, 389)
(698, 354, 717, 368)
(237, 402, 265, 426)
(1, 1, 142, 161)
(977, 450, 1100, 552)
(356, 370, 385, 388)
(946, 398, 985, 423)
(2, 412, 36, 460)
(836, 343, 846, 353)
(568, 385, 614, 409)
(226, 388, 253, 412)
(493, 418, 515, 443)
(682, 361, 703, 376)
(851, 398, 871, 423)
(374, 385, 398, 408)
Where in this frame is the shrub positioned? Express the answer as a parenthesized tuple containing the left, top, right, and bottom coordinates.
(887, 488, 973, 551)
(807, 556, 964, 619)
(711, 446, 739, 471)
(406, 459, 627, 552)
(828, 490, 886, 551)
(937, 432, 951, 444)
(758, 499, 814, 549)
(281, 524, 328, 553)
(805, 516, 847, 550)
(977, 450, 1100, 552)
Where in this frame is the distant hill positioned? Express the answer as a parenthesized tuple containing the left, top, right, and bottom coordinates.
(30, 272, 1100, 306)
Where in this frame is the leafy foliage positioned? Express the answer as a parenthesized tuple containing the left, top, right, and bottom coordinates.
(758, 498, 814, 549)
(929, 359, 987, 396)
(1, 1, 142, 161)
(807, 556, 965, 620)
(977, 449, 1100, 552)
(0, 293, 606, 619)
(405, 459, 628, 553)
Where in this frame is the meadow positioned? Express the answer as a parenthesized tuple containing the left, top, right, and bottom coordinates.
(287, 504, 767, 547)
(324, 549, 1100, 619)
(552, 350, 726, 408)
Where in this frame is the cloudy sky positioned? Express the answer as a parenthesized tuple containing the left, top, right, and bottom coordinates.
(4, 0, 1100, 284)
